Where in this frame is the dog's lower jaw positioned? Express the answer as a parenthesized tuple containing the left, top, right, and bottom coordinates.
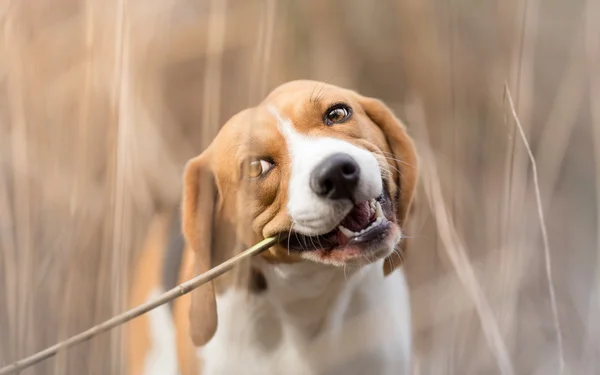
(297, 222, 402, 268)
(197, 258, 412, 375)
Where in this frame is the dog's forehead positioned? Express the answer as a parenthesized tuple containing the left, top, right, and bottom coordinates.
(213, 107, 278, 150)
(211, 81, 359, 160)
(264, 81, 355, 112)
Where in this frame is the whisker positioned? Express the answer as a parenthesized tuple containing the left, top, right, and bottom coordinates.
(287, 221, 296, 256)
(308, 234, 317, 251)
(309, 83, 318, 104)
(380, 156, 410, 174)
(379, 151, 417, 169)
(314, 81, 329, 103)
(381, 160, 405, 179)
(388, 253, 395, 271)
(316, 235, 324, 250)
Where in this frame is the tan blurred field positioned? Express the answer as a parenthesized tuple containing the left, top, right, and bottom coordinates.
(1, 0, 599, 374)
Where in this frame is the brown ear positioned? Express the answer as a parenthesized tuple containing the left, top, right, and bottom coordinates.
(357, 96, 419, 275)
(181, 153, 218, 347)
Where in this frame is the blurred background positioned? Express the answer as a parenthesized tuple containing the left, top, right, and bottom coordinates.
(0, 0, 599, 373)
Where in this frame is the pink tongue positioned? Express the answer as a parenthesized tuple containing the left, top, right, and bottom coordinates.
(339, 201, 371, 232)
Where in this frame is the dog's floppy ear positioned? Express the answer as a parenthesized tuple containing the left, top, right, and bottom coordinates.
(182, 153, 217, 346)
(356, 95, 419, 275)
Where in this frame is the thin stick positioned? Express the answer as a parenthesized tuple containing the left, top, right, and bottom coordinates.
(0, 236, 279, 375)
(504, 82, 565, 373)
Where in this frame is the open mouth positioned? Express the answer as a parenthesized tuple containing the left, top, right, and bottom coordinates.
(283, 191, 394, 253)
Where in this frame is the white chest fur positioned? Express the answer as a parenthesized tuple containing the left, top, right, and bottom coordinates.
(198, 259, 412, 375)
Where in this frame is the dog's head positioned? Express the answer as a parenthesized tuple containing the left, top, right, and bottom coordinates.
(182, 80, 418, 346)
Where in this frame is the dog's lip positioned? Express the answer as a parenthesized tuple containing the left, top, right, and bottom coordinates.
(279, 190, 394, 253)
(345, 219, 391, 246)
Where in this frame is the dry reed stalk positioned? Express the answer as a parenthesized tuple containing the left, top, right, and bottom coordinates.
(0, 164, 15, 366)
(0, 236, 279, 375)
(536, 17, 587, 206)
(110, 0, 132, 369)
(50, 5, 98, 369)
(142, 2, 259, 67)
(3, 3, 35, 365)
(395, 0, 449, 119)
(302, 0, 356, 87)
(247, 0, 276, 103)
(410, 252, 510, 335)
(502, 1, 540, 334)
(408, 101, 515, 375)
(585, 0, 600, 369)
(508, 0, 539, 128)
(504, 83, 564, 373)
(0, 6, 16, 360)
(201, 0, 227, 150)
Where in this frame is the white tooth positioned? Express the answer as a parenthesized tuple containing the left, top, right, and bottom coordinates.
(339, 225, 357, 238)
(375, 201, 384, 218)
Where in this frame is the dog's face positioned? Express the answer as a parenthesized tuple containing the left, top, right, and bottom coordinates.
(182, 80, 418, 346)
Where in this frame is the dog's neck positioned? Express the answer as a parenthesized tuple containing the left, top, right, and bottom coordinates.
(204, 259, 411, 374)
(254, 259, 381, 338)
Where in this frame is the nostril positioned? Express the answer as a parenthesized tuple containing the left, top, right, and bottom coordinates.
(341, 162, 357, 177)
(323, 179, 334, 193)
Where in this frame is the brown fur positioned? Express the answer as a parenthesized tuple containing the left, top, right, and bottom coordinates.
(173, 246, 201, 375)
(126, 213, 173, 375)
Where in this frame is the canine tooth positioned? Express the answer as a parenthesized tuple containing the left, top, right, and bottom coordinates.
(339, 225, 357, 238)
(375, 201, 384, 219)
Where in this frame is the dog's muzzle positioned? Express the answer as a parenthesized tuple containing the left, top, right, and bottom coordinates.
(283, 152, 395, 254)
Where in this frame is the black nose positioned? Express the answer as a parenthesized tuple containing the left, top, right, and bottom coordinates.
(310, 153, 360, 200)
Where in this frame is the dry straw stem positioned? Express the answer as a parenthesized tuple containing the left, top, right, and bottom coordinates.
(416, 132, 516, 375)
(503, 83, 565, 373)
(0, 236, 279, 375)
(584, 0, 600, 364)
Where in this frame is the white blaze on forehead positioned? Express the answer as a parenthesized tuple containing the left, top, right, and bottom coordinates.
(267, 104, 383, 236)
(267, 104, 301, 145)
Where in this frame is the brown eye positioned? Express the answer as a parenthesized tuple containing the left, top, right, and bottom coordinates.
(324, 104, 352, 125)
(245, 159, 274, 179)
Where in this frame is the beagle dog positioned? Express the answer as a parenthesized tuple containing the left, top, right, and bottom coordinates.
(127, 80, 418, 375)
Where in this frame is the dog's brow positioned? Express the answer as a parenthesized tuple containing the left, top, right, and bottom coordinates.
(241, 135, 260, 148)
(267, 104, 298, 142)
(267, 105, 285, 128)
(237, 144, 257, 158)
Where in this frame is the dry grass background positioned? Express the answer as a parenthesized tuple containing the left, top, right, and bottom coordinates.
(0, 0, 598, 374)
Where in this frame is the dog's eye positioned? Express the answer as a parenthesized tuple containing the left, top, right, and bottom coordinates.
(245, 159, 274, 179)
(324, 104, 352, 125)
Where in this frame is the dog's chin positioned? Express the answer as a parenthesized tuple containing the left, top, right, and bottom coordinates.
(281, 188, 401, 267)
